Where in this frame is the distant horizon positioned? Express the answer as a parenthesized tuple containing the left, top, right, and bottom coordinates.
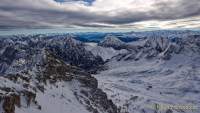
(0, 28, 200, 36)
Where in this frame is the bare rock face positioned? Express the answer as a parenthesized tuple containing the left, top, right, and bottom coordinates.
(36, 51, 74, 83)
(21, 90, 36, 106)
(1, 93, 20, 113)
(1, 91, 36, 113)
(0, 85, 38, 113)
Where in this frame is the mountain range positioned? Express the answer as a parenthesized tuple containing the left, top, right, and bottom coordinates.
(0, 30, 200, 113)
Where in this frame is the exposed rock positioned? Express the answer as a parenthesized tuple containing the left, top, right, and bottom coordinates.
(1, 93, 21, 113)
(21, 90, 36, 106)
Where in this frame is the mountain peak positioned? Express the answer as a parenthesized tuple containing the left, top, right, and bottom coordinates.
(65, 35, 81, 47)
(98, 35, 125, 49)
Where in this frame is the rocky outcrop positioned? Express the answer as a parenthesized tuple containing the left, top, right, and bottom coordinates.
(0, 89, 37, 113)
(47, 36, 104, 72)
(41, 51, 119, 113)
(1, 93, 20, 113)
(0, 48, 118, 113)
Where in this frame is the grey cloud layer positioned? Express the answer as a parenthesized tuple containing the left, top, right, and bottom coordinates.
(0, 0, 200, 29)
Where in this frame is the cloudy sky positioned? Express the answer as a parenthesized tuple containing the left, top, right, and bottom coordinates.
(0, 0, 200, 30)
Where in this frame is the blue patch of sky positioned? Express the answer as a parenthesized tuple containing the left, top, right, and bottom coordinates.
(54, 0, 95, 5)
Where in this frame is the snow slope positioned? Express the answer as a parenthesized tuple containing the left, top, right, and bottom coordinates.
(85, 43, 128, 61)
(94, 34, 200, 113)
(15, 82, 91, 113)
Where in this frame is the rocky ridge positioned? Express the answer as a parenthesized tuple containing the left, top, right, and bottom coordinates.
(0, 35, 118, 113)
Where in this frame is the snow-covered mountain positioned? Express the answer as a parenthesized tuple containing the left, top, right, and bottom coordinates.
(128, 30, 200, 39)
(0, 31, 200, 113)
(98, 35, 127, 50)
(0, 35, 117, 113)
(94, 34, 200, 113)
(47, 36, 104, 72)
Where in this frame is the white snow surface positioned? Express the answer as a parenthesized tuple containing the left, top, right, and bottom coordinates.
(15, 81, 91, 113)
(85, 43, 128, 61)
(94, 53, 200, 113)
(100, 35, 124, 46)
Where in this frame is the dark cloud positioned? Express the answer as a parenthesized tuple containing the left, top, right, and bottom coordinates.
(0, 0, 199, 29)
(151, 0, 200, 19)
